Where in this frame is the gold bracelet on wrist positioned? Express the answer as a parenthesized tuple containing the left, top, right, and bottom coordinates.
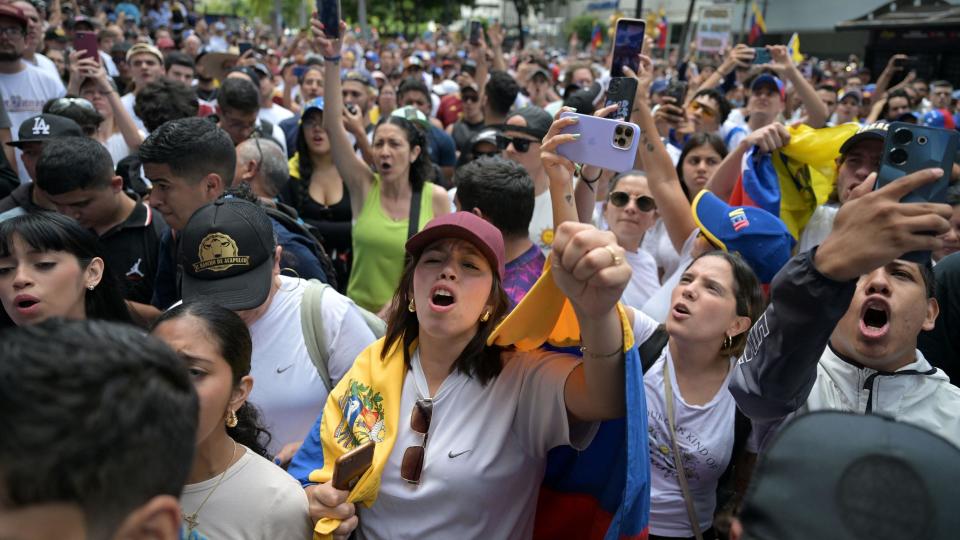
(579, 345, 623, 359)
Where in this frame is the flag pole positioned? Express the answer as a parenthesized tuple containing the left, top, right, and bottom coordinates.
(738, 0, 749, 44)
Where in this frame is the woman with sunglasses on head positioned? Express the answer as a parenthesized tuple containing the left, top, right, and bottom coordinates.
(151, 302, 313, 539)
(314, 19, 450, 315)
(0, 212, 131, 327)
(289, 211, 632, 539)
(67, 49, 144, 166)
(42, 96, 103, 136)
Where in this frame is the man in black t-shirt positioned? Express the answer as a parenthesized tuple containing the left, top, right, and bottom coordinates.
(35, 136, 167, 313)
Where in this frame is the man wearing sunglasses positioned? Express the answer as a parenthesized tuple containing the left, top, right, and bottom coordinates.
(500, 106, 555, 254)
(0, 4, 65, 183)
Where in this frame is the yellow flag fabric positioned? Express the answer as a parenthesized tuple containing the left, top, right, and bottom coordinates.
(788, 33, 803, 64)
(487, 258, 635, 352)
(307, 338, 406, 539)
(774, 123, 860, 238)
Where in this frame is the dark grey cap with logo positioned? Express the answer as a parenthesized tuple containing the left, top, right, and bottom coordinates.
(178, 198, 277, 311)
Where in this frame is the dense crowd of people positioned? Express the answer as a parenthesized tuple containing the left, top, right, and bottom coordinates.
(1, 1, 959, 539)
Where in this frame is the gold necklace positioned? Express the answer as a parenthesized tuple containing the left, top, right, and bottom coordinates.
(183, 439, 239, 533)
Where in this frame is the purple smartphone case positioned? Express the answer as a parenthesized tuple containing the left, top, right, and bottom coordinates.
(556, 112, 640, 173)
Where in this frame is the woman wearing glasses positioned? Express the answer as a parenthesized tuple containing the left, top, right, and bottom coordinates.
(67, 50, 144, 167)
(290, 211, 632, 539)
(315, 20, 450, 314)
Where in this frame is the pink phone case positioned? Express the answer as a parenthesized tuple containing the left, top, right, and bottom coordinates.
(556, 112, 640, 173)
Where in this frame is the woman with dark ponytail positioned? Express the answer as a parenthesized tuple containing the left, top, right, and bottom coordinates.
(316, 18, 451, 314)
(0, 212, 131, 327)
(151, 302, 312, 539)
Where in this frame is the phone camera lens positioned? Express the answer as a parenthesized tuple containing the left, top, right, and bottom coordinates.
(917, 136, 928, 145)
(623, 127, 634, 137)
(889, 148, 909, 166)
(892, 128, 913, 145)
(615, 126, 624, 135)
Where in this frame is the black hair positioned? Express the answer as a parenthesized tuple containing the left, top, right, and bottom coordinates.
(606, 169, 646, 194)
(292, 108, 324, 209)
(887, 88, 910, 102)
(0, 318, 197, 537)
(920, 260, 936, 299)
(151, 302, 272, 458)
(382, 253, 510, 385)
(42, 97, 103, 136)
(484, 70, 520, 117)
(0, 212, 132, 324)
(930, 80, 953, 90)
(374, 115, 432, 192)
(692, 88, 732, 124)
(35, 137, 114, 195)
(676, 133, 728, 201)
(816, 84, 839, 94)
(217, 77, 260, 113)
(134, 78, 200, 133)
(163, 50, 195, 71)
(218, 77, 260, 115)
(684, 250, 765, 357)
(397, 76, 430, 103)
(299, 63, 323, 85)
(138, 117, 236, 187)
(454, 156, 534, 238)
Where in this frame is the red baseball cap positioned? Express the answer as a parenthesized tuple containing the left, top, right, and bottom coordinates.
(0, 4, 28, 28)
(405, 212, 506, 279)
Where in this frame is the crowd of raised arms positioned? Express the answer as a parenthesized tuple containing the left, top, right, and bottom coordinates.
(0, 1, 959, 539)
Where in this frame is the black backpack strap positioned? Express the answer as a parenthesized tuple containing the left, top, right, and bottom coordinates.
(638, 325, 669, 374)
(407, 183, 423, 240)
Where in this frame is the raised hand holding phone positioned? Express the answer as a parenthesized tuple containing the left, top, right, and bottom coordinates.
(318, 0, 342, 38)
(610, 18, 646, 78)
(311, 15, 346, 57)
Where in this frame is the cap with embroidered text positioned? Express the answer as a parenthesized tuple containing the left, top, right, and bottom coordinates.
(178, 198, 277, 311)
(8, 115, 84, 148)
(692, 190, 794, 283)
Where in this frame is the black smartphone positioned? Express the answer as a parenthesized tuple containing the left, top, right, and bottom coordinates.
(664, 80, 688, 106)
(611, 18, 646, 78)
(752, 47, 772, 65)
(876, 122, 959, 262)
(469, 21, 482, 47)
(238, 41, 253, 55)
(318, 0, 341, 38)
(604, 77, 638, 120)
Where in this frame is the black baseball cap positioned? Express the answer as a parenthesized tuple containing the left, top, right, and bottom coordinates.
(839, 120, 889, 154)
(178, 198, 277, 311)
(7, 114, 84, 148)
(739, 411, 960, 540)
(502, 106, 552, 140)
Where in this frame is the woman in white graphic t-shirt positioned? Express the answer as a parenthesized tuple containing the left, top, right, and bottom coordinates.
(637, 250, 764, 540)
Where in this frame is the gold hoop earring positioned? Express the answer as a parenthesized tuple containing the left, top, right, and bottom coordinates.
(225, 410, 238, 428)
(408, 298, 416, 312)
(722, 334, 732, 351)
(479, 310, 491, 322)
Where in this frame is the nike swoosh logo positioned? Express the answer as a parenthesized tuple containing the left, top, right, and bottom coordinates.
(276, 364, 294, 374)
(448, 449, 472, 459)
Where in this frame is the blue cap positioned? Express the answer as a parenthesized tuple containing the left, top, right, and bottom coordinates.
(922, 109, 947, 128)
(691, 190, 795, 283)
(365, 51, 379, 62)
(650, 79, 669, 94)
(302, 97, 324, 116)
(751, 74, 786, 100)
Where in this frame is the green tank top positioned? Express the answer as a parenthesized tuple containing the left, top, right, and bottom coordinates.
(347, 175, 435, 312)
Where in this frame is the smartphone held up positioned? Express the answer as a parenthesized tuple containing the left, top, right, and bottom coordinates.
(610, 18, 646, 78)
(318, 0, 341, 38)
(556, 112, 640, 173)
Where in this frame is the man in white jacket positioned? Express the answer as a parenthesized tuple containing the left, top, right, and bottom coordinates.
(730, 166, 960, 448)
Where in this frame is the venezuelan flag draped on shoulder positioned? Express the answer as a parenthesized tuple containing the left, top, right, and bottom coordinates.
(730, 122, 861, 240)
(489, 258, 650, 540)
(285, 256, 647, 540)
